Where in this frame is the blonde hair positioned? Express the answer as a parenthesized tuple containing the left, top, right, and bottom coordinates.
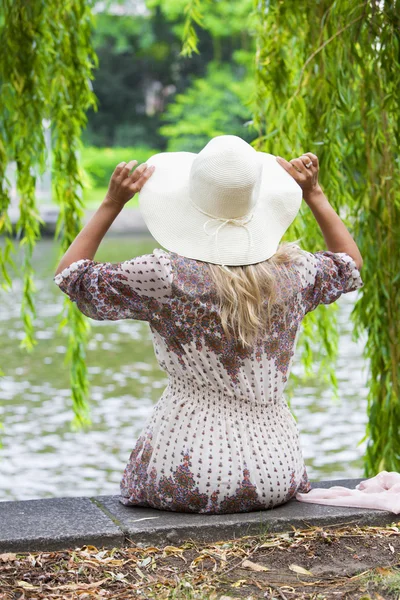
(206, 240, 305, 348)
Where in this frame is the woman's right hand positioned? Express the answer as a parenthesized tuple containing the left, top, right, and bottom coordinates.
(276, 152, 321, 201)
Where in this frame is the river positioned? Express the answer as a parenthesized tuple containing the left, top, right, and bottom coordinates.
(0, 236, 369, 501)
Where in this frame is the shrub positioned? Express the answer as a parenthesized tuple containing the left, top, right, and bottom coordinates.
(80, 146, 160, 189)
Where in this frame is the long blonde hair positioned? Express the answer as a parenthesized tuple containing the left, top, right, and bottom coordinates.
(206, 240, 305, 348)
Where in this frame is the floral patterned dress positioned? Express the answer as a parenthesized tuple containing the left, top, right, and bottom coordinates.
(54, 246, 364, 514)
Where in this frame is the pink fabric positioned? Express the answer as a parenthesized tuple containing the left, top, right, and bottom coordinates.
(295, 471, 400, 514)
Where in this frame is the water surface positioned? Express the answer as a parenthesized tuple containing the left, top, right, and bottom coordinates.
(0, 237, 369, 501)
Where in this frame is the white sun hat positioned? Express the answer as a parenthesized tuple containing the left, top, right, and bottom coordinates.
(138, 134, 303, 267)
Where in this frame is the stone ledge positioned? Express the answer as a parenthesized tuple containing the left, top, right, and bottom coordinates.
(0, 479, 398, 553)
(0, 496, 124, 553)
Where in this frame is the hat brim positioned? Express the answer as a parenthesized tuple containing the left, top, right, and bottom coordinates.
(138, 150, 302, 266)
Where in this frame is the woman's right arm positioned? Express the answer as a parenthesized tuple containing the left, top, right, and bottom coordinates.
(276, 152, 363, 271)
(303, 186, 363, 271)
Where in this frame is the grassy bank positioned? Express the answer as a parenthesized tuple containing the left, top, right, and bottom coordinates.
(1, 521, 399, 599)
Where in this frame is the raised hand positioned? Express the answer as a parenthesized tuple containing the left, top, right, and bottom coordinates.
(276, 152, 321, 200)
(105, 160, 155, 208)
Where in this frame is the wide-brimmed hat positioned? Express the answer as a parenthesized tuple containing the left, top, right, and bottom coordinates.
(138, 134, 302, 267)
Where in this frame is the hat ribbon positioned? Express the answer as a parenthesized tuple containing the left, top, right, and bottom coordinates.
(189, 198, 255, 271)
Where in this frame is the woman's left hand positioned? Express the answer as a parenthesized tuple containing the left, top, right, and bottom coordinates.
(105, 160, 155, 208)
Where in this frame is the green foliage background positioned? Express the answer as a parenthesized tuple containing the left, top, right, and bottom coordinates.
(159, 61, 254, 152)
(83, 3, 254, 150)
(0, 0, 399, 476)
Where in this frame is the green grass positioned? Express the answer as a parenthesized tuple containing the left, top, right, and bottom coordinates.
(358, 566, 400, 597)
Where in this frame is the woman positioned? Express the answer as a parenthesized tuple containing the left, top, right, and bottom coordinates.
(54, 135, 364, 514)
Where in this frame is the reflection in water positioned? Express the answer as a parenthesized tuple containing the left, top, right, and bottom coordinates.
(0, 237, 369, 501)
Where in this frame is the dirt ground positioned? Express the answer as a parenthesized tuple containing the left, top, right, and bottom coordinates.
(1, 520, 399, 599)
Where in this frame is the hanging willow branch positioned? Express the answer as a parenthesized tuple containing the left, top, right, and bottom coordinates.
(251, 0, 400, 475)
(179, 0, 210, 57)
(0, 0, 98, 448)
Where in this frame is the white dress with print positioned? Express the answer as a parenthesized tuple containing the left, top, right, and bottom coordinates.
(54, 247, 364, 514)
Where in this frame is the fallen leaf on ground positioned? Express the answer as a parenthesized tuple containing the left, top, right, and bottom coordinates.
(289, 563, 313, 576)
(16, 581, 38, 590)
(136, 566, 147, 579)
(162, 545, 187, 562)
(0, 553, 17, 562)
(375, 567, 395, 576)
(163, 545, 184, 554)
(138, 556, 152, 567)
(190, 553, 217, 570)
(46, 577, 109, 591)
(241, 559, 270, 572)
(231, 579, 247, 588)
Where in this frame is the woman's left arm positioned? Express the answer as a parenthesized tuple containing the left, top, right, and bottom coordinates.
(54, 159, 155, 276)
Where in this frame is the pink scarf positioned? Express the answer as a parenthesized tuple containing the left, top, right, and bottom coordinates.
(295, 471, 400, 514)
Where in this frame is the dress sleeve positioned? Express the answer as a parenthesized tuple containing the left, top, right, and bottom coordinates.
(53, 249, 172, 322)
(299, 250, 364, 315)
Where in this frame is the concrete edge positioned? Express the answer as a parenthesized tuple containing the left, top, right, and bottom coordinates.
(1, 479, 399, 554)
(121, 511, 398, 548)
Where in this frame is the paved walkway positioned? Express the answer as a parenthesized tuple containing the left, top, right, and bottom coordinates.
(6, 205, 150, 236)
(1, 478, 398, 553)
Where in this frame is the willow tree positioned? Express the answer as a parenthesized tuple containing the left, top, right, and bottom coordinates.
(1, 0, 399, 477)
(0, 0, 98, 444)
(246, 0, 400, 476)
